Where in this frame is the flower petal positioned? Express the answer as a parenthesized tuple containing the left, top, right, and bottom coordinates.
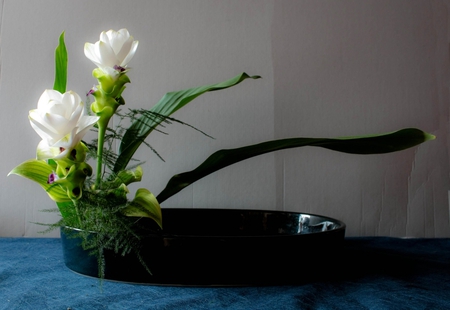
(120, 40, 138, 67)
(97, 41, 119, 68)
(76, 115, 100, 134)
(108, 29, 130, 54)
(36, 139, 64, 160)
(37, 89, 62, 110)
(84, 42, 102, 67)
(29, 111, 61, 142)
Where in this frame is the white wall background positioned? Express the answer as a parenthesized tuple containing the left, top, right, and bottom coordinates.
(0, 0, 449, 238)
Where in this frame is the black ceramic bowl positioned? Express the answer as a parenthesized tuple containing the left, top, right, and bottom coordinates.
(61, 208, 345, 286)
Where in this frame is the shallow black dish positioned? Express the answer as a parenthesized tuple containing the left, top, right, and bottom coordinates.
(61, 208, 346, 286)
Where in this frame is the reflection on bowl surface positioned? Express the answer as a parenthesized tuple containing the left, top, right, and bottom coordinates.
(158, 208, 345, 237)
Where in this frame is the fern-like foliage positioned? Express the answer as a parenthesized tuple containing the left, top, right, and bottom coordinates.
(61, 190, 159, 278)
(85, 108, 213, 180)
(54, 109, 211, 279)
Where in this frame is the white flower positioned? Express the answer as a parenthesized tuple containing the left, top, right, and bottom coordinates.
(84, 28, 138, 72)
(29, 89, 99, 159)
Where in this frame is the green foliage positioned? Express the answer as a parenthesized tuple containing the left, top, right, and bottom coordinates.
(8, 159, 70, 203)
(113, 73, 261, 173)
(122, 188, 162, 228)
(156, 128, 435, 203)
(85, 107, 216, 178)
(53, 32, 67, 93)
(59, 191, 159, 279)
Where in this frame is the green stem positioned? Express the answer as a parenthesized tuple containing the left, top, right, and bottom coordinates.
(95, 120, 108, 189)
(73, 200, 82, 228)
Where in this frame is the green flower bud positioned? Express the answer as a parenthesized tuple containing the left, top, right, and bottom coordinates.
(90, 69, 129, 129)
(106, 183, 129, 200)
(92, 68, 130, 99)
(69, 141, 89, 162)
(53, 161, 93, 200)
(103, 166, 143, 189)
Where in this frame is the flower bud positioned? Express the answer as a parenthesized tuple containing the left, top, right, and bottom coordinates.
(54, 161, 93, 200)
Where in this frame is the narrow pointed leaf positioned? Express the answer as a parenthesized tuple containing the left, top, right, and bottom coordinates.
(113, 73, 261, 173)
(156, 128, 435, 203)
(53, 32, 68, 93)
(8, 159, 70, 202)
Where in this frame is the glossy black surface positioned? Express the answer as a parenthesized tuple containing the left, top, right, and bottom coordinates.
(61, 208, 345, 286)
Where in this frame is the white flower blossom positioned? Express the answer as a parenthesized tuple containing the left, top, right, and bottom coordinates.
(84, 28, 138, 73)
(29, 89, 99, 159)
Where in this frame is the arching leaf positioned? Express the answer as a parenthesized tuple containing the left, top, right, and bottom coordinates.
(114, 73, 261, 173)
(156, 128, 435, 203)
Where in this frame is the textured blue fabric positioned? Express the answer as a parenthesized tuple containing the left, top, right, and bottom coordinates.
(0, 237, 449, 310)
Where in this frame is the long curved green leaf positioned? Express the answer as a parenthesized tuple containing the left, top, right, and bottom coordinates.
(113, 73, 261, 173)
(156, 128, 435, 203)
(53, 32, 67, 93)
(8, 159, 70, 203)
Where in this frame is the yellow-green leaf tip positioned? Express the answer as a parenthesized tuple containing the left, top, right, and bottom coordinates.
(424, 132, 436, 141)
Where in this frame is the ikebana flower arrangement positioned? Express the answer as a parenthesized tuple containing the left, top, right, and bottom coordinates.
(9, 29, 434, 277)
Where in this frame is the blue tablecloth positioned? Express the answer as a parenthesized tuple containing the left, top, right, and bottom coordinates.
(1, 237, 449, 309)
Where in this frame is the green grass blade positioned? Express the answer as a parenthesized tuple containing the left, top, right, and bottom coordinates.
(53, 32, 67, 93)
(156, 128, 435, 203)
(113, 73, 261, 173)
